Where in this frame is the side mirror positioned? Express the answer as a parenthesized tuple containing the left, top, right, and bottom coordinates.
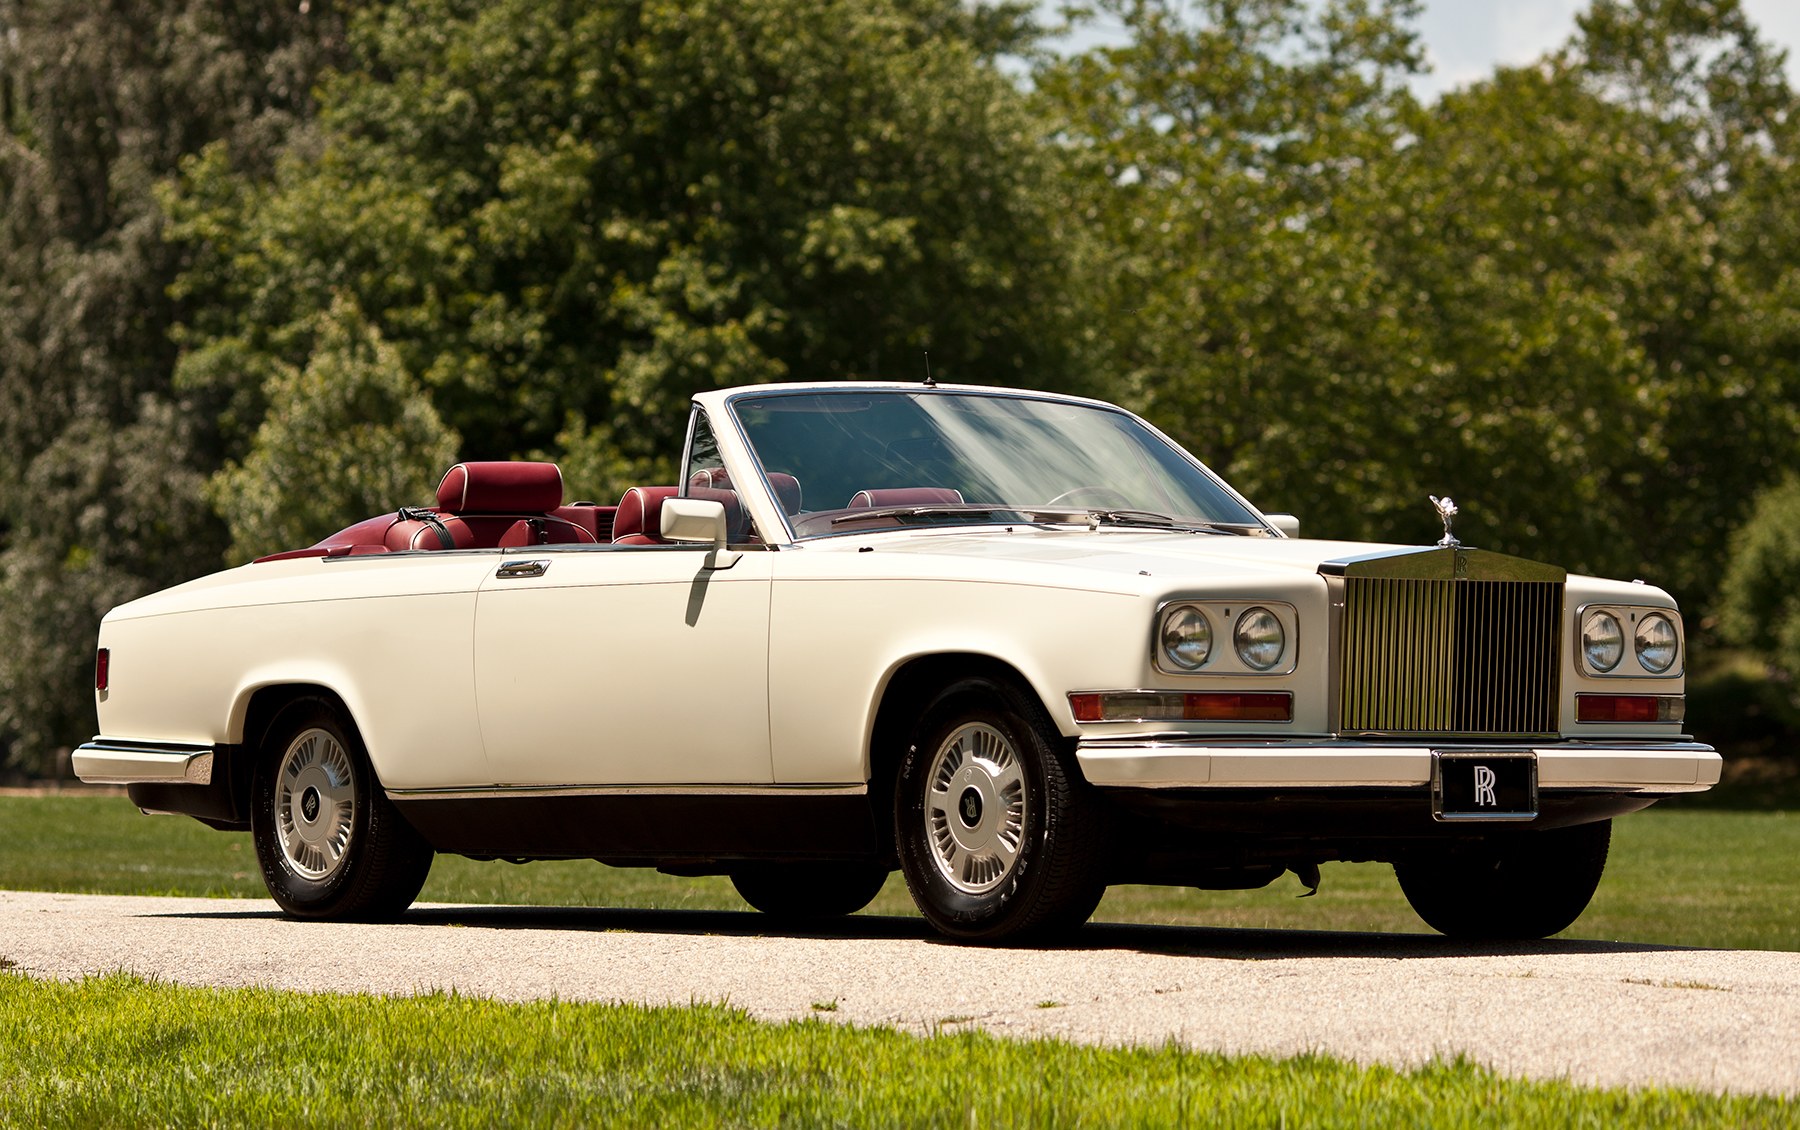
(1265, 513, 1300, 538)
(660, 497, 742, 568)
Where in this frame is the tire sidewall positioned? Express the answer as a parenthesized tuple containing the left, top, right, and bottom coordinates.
(895, 680, 1058, 938)
(251, 699, 380, 918)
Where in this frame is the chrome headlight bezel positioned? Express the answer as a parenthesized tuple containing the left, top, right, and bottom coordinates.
(1576, 604, 1684, 678)
(1154, 601, 1298, 676)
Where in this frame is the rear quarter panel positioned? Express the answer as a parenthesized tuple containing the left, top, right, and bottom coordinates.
(96, 553, 498, 789)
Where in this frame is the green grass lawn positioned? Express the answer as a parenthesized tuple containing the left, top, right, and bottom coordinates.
(2, 793, 1796, 949)
(1, 972, 1791, 1128)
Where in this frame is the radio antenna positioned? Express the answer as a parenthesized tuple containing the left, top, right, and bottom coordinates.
(923, 351, 936, 388)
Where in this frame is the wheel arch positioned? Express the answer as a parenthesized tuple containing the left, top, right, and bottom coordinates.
(865, 652, 1063, 847)
(237, 683, 359, 756)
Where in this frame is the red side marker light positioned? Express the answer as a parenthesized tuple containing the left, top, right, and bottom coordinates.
(95, 648, 110, 692)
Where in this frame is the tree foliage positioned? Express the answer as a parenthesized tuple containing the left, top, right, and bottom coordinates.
(1042, 0, 1800, 607)
(209, 296, 460, 564)
(0, 0, 347, 774)
(165, 0, 1082, 505)
(1719, 477, 1800, 682)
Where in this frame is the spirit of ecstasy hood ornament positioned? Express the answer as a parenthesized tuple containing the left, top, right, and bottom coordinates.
(1429, 495, 1460, 548)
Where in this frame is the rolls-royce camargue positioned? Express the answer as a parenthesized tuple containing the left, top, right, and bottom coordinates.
(75, 381, 1719, 941)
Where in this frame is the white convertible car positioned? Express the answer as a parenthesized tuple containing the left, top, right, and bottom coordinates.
(76, 381, 1719, 941)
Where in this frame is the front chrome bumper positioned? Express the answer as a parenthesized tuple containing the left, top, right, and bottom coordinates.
(1076, 738, 1721, 792)
(73, 739, 216, 786)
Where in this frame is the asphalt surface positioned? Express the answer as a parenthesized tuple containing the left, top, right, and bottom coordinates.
(4, 889, 1797, 1096)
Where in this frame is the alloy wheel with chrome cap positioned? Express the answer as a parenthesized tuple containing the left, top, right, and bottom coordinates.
(895, 676, 1107, 942)
(250, 697, 434, 921)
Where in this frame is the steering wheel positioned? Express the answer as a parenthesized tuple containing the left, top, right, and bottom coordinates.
(1046, 486, 1133, 508)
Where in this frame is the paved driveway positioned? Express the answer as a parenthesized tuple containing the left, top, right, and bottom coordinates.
(4, 889, 1796, 1096)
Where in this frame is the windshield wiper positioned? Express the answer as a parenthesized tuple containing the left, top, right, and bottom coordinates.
(828, 503, 1261, 536)
(830, 504, 1036, 527)
(1020, 507, 1260, 535)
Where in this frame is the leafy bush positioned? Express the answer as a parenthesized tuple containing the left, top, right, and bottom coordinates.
(1719, 477, 1800, 682)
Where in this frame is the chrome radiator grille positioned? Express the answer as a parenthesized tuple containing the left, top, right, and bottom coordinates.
(1338, 577, 1563, 735)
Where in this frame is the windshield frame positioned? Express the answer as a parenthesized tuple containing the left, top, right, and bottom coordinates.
(715, 384, 1274, 545)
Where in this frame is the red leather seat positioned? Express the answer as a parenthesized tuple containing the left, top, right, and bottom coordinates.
(613, 486, 680, 544)
(388, 462, 596, 550)
(253, 461, 598, 560)
(766, 472, 803, 515)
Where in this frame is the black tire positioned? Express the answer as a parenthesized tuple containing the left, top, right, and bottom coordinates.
(1394, 819, 1612, 940)
(894, 676, 1108, 943)
(729, 861, 890, 920)
(250, 697, 434, 921)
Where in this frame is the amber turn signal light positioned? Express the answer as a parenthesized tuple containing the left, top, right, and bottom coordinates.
(1575, 693, 1683, 723)
(1069, 690, 1291, 723)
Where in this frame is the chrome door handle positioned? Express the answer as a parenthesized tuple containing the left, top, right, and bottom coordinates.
(495, 559, 550, 579)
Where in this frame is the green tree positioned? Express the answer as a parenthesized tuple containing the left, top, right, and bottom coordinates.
(209, 297, 461, 564)
(1719, 477, 1800, 681)
(1035, 0, 1429, 531)
(165, 0, 1082, 507)
(1042, 0, 1800, 607)
(0, 0, 347, 775)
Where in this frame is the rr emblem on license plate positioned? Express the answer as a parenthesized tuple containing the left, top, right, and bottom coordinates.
(1432, 751, 1538, 822)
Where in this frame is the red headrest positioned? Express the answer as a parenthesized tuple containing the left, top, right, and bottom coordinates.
(767, 473, 803, 515)
(613, 486, 679, 541)
(848, 487, 964, 508)
(436, 462, 564, 513)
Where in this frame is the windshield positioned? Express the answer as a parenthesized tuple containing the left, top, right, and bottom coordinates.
(730, 389, 1263, 539)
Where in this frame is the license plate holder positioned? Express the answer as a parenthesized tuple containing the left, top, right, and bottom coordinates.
(1432, 751, 1538, 822)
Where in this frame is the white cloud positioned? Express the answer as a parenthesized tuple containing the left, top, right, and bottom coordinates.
(1411, 0, 1800, 100)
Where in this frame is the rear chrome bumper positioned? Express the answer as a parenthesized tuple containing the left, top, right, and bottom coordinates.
(1076, 738, 1720, 793)
(73, 738, 216, 786)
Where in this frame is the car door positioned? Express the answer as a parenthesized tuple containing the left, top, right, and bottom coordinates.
(471, 545, 774, 786)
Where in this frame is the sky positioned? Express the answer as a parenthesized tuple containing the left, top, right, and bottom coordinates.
(1414, 0, 1800, 100)
(1050, 1, 1800, 102)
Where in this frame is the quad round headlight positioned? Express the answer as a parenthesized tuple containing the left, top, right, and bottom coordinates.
(1233, 607, 1285, 671)
(1634, 613, 1679, 674)
(1160, 606, 1213, 671)
(1581, 610, 1624, 673)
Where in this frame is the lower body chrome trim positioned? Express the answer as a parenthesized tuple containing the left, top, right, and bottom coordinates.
(1076, 738, 1720, 792)
(384, 783, 868, 802)
(74, 738, 216, 786)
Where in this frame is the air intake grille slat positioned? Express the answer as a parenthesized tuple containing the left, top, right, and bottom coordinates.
(1339, 578, 1561, 735)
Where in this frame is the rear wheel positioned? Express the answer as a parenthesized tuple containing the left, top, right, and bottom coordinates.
(251, 697, 433, 921)
(1394, 819, 1611, 940)
(729, 862, 889, 920)
(895, 677, 1107, 942)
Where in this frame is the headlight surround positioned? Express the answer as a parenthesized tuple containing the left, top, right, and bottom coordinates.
(1581, 610, 1624, 673)
(1634, 613, 1679, 674)
(1233, 607, 1285, 671)
(1159, 605, 1213, 671)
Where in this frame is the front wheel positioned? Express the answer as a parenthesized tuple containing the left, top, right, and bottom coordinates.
(1394, 819, 1611, 940)
(251, 697, 434, 921)
(895, 677, 1107, 942)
